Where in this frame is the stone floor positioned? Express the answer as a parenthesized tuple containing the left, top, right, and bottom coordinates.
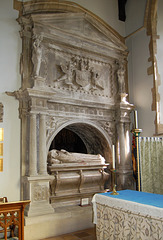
(42, 227, 96, 240)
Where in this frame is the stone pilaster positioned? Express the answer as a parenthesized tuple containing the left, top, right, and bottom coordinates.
(118, 122, 126, 168)
(39, 113, 47, 175)
(29, 113, 37, 176)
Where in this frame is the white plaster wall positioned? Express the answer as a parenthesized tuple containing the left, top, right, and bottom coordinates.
(70, 0, 125, 36)
(0, 0, 21, 201)
(125, 0, 147, 36)
(125, 0, 155, 136)
(156, 0, 163, 124)
(126, 30, 155, 136)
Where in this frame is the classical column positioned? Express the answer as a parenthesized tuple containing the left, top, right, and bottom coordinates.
(38, 114, 47, 175)
(125, 122, 132, 166)
(118, 122, 126, 168)
(24, 113, 54, 217)
(29, 113, 37, 176)
(116, 116, 134, 190)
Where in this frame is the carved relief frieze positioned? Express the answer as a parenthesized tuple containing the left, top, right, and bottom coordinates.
(99, 121, 115, 139)
(53, 56, 106, 92)
(35, 98, 46, 108)
(47, 102, 113, 120)
(46, 116, 62, 132)
(46, 115, 69, 145)
(32, 184, 49, 202)
(38, 45, 113, 98)
(28, 97, 48, 111)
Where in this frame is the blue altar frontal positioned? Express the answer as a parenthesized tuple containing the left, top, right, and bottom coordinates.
(100, 189, 163, 208)
(92, 190, 163, 240)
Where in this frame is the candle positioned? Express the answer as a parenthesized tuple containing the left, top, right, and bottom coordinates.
(112, 145, 115, 169)
(134, 110, 138, 129)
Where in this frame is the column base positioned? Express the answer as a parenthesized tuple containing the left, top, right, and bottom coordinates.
(116, 169, 135, 190)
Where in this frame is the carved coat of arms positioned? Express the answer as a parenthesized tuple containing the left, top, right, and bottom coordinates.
(55, 57, 104, 92)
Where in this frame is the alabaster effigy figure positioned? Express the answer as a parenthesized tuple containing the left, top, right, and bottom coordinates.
(47, 149, 105, 165)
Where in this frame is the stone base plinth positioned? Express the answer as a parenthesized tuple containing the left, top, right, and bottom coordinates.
(24, 206, 94, 240)
(24, 175, 54, 217)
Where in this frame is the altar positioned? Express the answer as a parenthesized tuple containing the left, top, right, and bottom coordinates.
(92, 190, 163, 240)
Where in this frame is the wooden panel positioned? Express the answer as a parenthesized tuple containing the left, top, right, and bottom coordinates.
(0, 200, 30, 240)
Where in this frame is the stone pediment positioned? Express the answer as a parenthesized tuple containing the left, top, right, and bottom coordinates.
(16, 0, 126, 53)
(16, 0, 129, 105)
(31, 12, 127, 54)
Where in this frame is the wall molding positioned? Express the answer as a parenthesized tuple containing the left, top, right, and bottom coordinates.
(144, 0, 163, 135)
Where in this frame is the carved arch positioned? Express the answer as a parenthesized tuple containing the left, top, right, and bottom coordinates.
(46, 119, 112, 162)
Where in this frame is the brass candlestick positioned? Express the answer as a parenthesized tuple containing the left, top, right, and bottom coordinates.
(111, 169, 119, 195)
(131, 128, 142, 192)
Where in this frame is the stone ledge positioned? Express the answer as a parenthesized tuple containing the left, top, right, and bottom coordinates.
(24, 205, 94, 240)
(25, 205, 92, 225)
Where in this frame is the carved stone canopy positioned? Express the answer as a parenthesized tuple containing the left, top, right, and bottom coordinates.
(12, 0, 135, 217)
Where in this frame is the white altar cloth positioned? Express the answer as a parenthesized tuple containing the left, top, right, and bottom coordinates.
(92, 190, 163, 240)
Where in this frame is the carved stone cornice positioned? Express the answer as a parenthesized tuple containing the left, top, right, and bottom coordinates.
(28, 13, 127, 60)
(14, 0, 125, 45)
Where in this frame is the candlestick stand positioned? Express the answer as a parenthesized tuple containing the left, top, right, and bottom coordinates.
(111, 169, 119, 195)
(131, 128, 142, 192)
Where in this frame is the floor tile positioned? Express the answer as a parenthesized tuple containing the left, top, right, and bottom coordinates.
(41, 228, 96, 240)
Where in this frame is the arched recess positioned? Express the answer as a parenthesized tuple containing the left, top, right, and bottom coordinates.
(47, 120, 112, 164)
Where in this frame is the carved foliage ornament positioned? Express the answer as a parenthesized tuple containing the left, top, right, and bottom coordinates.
(32, 184, 49, 202)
